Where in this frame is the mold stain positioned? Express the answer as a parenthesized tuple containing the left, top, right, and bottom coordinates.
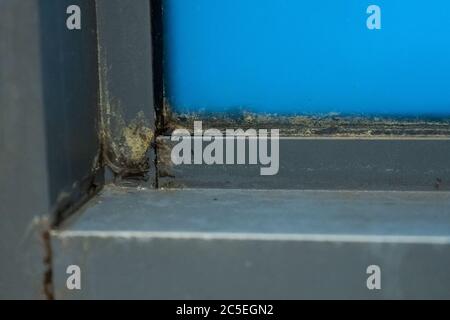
(98, 57, 154, 176)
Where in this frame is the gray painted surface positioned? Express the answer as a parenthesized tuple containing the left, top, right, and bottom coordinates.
(40, 0, 100, 207)
(2, 0, 449, 300)
(52, 187, 450, 299)
(0, 0, 100, 299)
(96, 0, 156, 178)
(158, 137, 450, 191)
(0, 0, 50, 299)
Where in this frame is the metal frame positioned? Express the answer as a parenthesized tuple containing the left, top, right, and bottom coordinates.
(96, 0, 157, 183)
(2, 0, 449, 300)
(157, 136, 450, 190)
(153, 0, 450, 191)
(0, 0, 101, 299)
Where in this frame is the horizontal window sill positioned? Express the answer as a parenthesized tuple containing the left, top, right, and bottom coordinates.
(51, 186, 450, 299)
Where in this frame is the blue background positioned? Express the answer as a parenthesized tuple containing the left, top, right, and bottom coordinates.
(164, 0, 450, 116)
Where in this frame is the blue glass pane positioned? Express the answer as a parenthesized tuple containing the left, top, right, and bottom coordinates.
(164, 0, 450, 117)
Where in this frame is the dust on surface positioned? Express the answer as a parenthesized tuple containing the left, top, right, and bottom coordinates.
(98, 59, 154, 176)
